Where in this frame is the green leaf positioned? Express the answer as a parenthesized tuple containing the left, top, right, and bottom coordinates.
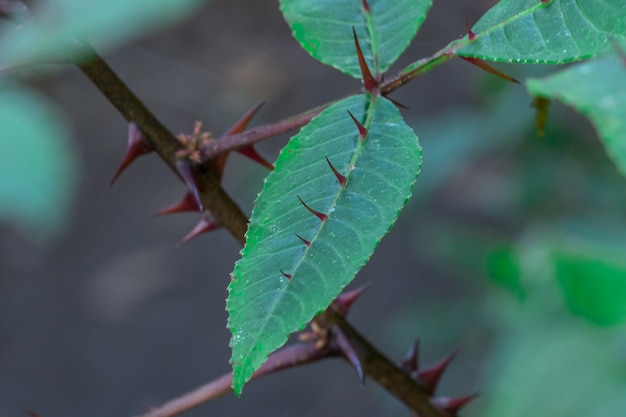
(0, 0, 210, 69)
(0, 85, 77, 239)
(456, 0, 626, 63)
(228, 94, 421, 394)
(526, 55, 626, 177)
(279, 0, 432, 77)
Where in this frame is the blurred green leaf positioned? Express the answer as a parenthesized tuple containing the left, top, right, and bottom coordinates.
(280, 0, 432, 77)
(456, 0, 626, 64)
(0, 84, 77, 239)
(527, 55, 626, 177)
(0, 0, 210, 69)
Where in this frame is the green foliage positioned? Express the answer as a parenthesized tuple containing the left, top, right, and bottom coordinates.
(280, 0, 431, 77)
(527, 55, 626, 176)
(0, 85, 76, 239)
(456, 0, 626, 63)
(228, 94, 421, 393)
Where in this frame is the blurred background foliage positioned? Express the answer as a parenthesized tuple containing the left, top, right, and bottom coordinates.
(1, 0, 625, 416)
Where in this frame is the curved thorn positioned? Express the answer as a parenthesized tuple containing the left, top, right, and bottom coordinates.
(297, 195, 328, 221)
(295, 233, 311, 247)
(110, 122, 154, 185)
(347, 110, 367, 139)
(236, 145, 274, 170)
(352, 27, 378, 91)
(325, 156, 346, 186)
(400, 339, 420, 373)
(332, 284, 370, 316)
(225, 101, 266, 135)
(154, 191, 201, 216)
(461, 57, 520, 84)
(178, 214, 219, 245)
(417, 349, 457, 394)
(361, 0, 370, 13)
(332, 325, 364, 385)
(465, 22, 476, 40)
(176, 160, 203, 211)
(280, 269, 292, 280)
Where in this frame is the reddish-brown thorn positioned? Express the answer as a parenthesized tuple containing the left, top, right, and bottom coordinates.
(154, 191, 201, 216)
(280, 269, 293, 280)
(361, 0, 370, 13)
(400, 339, 420, 373)
(332, 325, 364, 385)
(461, 57, 520, 84)
(178, 214, 220, 245)
(176, 160, 203, 211)
(352, 27, 378, 92)
(541, 0, 551, 3)
(325, 156, 346, 186)
(417, 349, 457, 394)
(295, 233, 311, 247)
(225, 101, 266, 136)
(347, 110, 367, 139)
(297, 196, 328, 221)
(465, 22, 476, 40)
(431, 393, 479, 416)
(110, 122, 154, 185)
(383, 95, 409, 109)
(332, 284, 370, 316)
(236, 145, 274, 171)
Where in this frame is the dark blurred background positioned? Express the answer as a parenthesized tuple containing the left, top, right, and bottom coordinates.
(2, 1, 626, 416)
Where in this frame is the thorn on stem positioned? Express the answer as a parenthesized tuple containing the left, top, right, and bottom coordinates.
(465, 22, 476, 40)
(236, 145, 274, 171)
(154, 191, 201, 216)
(297, 196, 328, 221)
(383, 95, 409, 109)
(178, 214, 219, 244)
(332, 284, 370, 316)
(400, 339, 420, 373)
(110, 122, 154, 185)
(347, 110, 367, 139)
(176, 160, 203, 211)
(225, 101, 266, 136)
(431, 393, 479, 416)
(352, 27, 378, 92)
(332, 325, 364, 385)
(326, 157, 346, 186)
(460, 57, 520, 84)
(417, 350, 457, 394)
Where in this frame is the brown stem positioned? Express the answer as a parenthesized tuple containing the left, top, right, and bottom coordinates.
(77, 45, 248, 243)
(135, 343, 333, 417)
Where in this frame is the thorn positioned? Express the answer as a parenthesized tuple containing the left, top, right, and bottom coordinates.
(400, 339, 420, 373)
(383, 95, 409, 110)
(154, 191, 201, 216)
(541, 0, 551, 3)
(347, 110, 367, 139)
(110, 122, 154, 185)
(297, 196, 328, 221)
(332, 284, 370, 316)
(225, 101, 266, 136)
(295, 233, 311, 246)
(461, 57, 520, 84)
(431, 393, 479, 416)
(236, 145, 274, 170)
(417, 350, 457, 394)
(465, 22, 476, 40)
(176, 159, 203, 211)
(530, 97, 550, 137)
(326, 157, 346, 186)
(178, 214, 219, 244)
(361, 0, 370, 13)
(352, 27, 378, 91)
(280, 269, 293, 280)
(332, 325, 364, 385)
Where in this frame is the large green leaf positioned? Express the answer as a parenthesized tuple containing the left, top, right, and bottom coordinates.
(456, 0, 626, 64)
(526, 55, 626, 177)
(280, 0, 432, 77)
(0, 0, 210, 69)
(0, 85, 77, 239)
(227, 94, 421, 394)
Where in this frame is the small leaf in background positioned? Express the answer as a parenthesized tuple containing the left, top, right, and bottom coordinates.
(526, 55, 626, 177)
(228, 94, 421, 394)
(280, 0, 432, 78)
(0, 85, 77, 240)
(0, 0, 211, 69)
(456, 0, 626, 64)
